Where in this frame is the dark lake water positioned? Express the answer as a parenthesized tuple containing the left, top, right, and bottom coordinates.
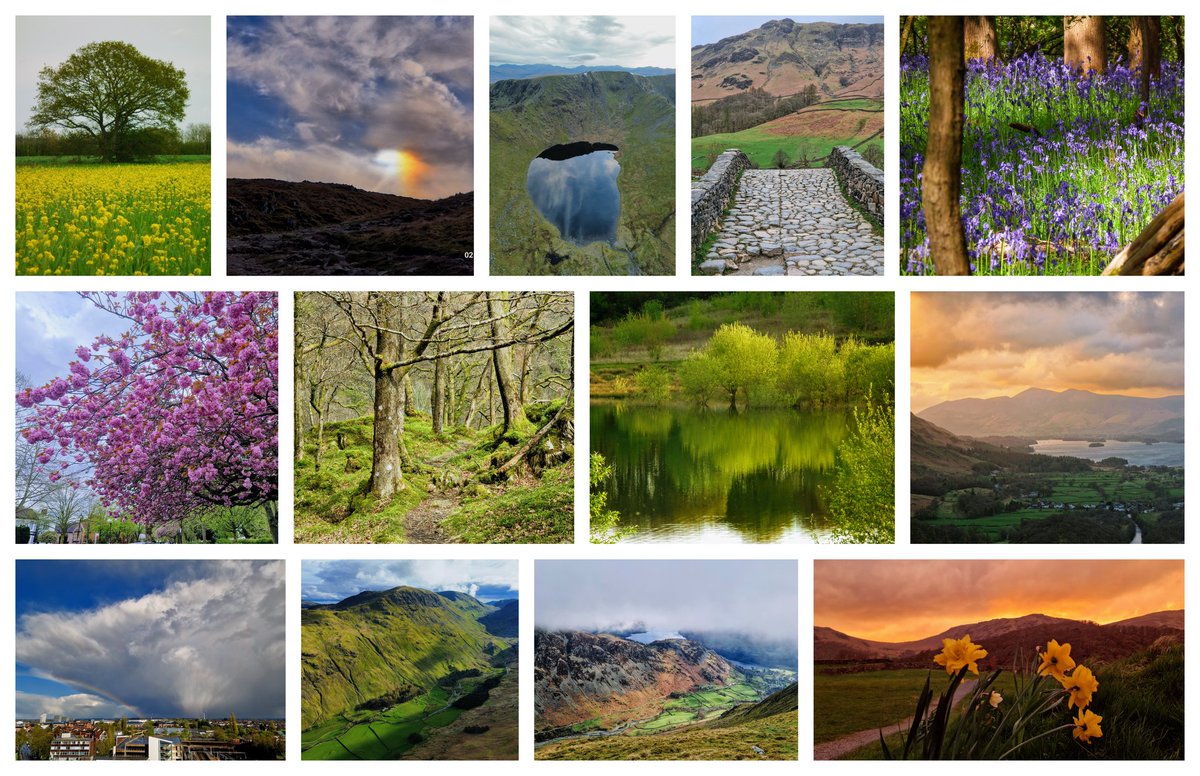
(1032, 438, 1185, 467)
(526, 146, 620, 246)
(590, 402, 852, 543)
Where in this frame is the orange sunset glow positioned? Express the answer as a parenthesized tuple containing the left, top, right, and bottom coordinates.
(910, 292, 1184, 412)
(814, 560, 1184, 643)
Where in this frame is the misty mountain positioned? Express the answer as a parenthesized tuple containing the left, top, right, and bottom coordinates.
(680, 630, 798, 671)
(917, 388, 1184, 442)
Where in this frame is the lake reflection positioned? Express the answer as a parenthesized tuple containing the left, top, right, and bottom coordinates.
(590, 402, 851, 543)
(526, 149, 620, 246)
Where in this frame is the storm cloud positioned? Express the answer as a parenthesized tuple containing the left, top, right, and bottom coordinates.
(16, 561, 285, 719)
(535, 560, 797, 645)
(227, 16, 472, 198)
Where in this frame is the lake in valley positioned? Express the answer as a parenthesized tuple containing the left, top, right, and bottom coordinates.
(1031, 438, 1184, 467)
(526, 142, 620, 246)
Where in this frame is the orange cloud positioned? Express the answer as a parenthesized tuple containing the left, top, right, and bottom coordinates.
(815, 559, 1184, 642)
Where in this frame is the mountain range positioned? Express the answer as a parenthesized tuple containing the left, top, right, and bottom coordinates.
(917, 388, 1184, 442)
(490, 63, 673, 83)
(692, 19, 884, 103)
(814, 610, 1184, 665)
(301, 586, 515, 730)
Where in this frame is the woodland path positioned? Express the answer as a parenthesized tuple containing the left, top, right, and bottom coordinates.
(812, 677, 979, 760)
(704, 168, 883, 276)
(402, 436, 479, 543)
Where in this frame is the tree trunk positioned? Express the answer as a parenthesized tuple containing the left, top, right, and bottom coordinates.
(963, 16, 997, 62)
(900, 16, 914, 56)
(403, 373, 417, 416)
(368, 293, 407, 502)
(487, 292, 528, 435)
(432, 345, 445, 435)
(1128, 17, 1162, 76)
(1064, 16, 1106, 74)
(1102, 192, 1184, 276)
(923, 17, 971, 275)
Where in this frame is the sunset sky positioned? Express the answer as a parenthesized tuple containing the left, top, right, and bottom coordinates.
(911, 292, 1184, 412)
(815, 560, 1184, 642)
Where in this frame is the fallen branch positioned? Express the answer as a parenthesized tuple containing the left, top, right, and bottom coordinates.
(490, 400, 571, 479)
(1103, 192, 1185, 275)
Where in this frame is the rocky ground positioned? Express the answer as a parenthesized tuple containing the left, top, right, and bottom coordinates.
(699, 169, 882, 276)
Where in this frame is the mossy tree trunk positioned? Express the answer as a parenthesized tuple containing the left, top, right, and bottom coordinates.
(487, 292, 529, 436)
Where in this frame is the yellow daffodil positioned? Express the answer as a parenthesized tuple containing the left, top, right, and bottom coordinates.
(933, 634, 988, 675)
(1063, 665, 1099, 710)
(988, 691, 1003, 708)
(1038, 639, 1076, 680)
(1072, 708, 1103, 743)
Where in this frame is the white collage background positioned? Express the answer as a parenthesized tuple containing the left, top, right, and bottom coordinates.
(1, 1, 1196, 773)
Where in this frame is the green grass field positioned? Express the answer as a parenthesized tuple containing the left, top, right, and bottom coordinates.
(302, 686, 464, 760)
(692, 99, 883, 172)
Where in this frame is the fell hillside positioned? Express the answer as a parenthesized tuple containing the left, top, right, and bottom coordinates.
(917, 388, 1185, 442)
(227, 178, 472, 276)
(490, 71, 675, 275)
(301, 586, 511, 729)
(814, 611, 1184, 666)
(535, 682, 798, 760)
(534, 630, 734, 729)
(478, 600, 519, 638)
(692, 19, 884, 103)
(491, 63, 674, 83)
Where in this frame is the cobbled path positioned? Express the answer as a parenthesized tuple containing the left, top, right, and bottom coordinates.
(701, 168, 883, 276)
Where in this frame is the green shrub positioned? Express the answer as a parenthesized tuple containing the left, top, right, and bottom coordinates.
(827, 399, 895, 543)
(634, 366, 672, 405)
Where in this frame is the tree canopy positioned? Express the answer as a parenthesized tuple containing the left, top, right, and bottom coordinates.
(29, 40, 189, 162)
(16, 292, 279, 537)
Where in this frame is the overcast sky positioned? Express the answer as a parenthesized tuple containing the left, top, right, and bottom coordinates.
(302, 559, 518, 604)
(491, 16, 674, 67)
(16, 561, 285, 720)
(691, 16, 884, 46)
(815, 559, 1184, 642)
(536, 560, 797, 643)
(227, 16, 472, 199)
(911, 292, 1185, 412)
(15, 16, 211, 129)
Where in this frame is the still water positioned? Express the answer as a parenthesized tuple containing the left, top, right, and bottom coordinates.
(526, 143, 620, 246)
(590, 402, 853, 543)
(1031, 438, 1184, 467)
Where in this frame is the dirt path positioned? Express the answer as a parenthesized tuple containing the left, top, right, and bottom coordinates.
(403, 437, 480, 543)
(813, 678, 979, 760)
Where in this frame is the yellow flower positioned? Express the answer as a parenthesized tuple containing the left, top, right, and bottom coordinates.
(1063, 665, 1099, 710)
(933, 635, 988, 675)
(1072, 709, 1103, 743)
(1038, 639, 1076, 680)
(988, 691, 1003, 708)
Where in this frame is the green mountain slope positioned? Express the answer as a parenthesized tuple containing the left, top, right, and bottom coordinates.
(301, 587, 511, 729)
(490, 71, 675, 275)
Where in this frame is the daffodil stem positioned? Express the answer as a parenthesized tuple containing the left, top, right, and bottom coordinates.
(998, 723, 1075, 760)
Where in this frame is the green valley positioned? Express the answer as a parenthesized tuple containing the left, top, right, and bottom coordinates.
(301, 586, 518, 760)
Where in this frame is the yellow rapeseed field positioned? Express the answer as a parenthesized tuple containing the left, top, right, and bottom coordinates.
(16, 161, 211, 275)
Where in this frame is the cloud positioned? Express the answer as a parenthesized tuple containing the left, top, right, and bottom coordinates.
(535, 560, 798, 645)
(301, 559, 518, 603)
(490, 16, 675, 68)
(910, 292, 1184, 410)
(16, 561, 285, 718)
(815, 560, 1185, 642)
(227, 16, 472, 198)
(17, 691, 136, 721)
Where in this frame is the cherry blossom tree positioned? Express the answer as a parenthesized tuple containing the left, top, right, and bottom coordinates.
(16, 292, 279, 540)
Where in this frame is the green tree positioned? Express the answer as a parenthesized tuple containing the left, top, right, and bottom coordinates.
(229, 712, 238, 737)
(633, 366, 671, 405)
(703, 323, 778, 410)
(29, 41, 189, 162)
(778, 332, 844, 406)
(826, 399, 895, 543)
(589, 453, 634, 543)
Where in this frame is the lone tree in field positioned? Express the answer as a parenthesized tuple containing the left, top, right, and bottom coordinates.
(28, 41, 189, 162)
